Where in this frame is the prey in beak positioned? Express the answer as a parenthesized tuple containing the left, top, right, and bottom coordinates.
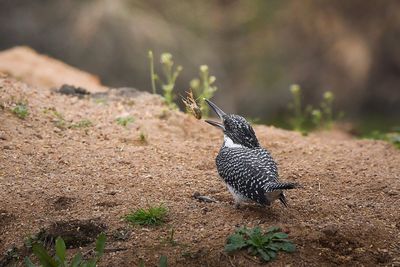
(205, 99, 225, 130)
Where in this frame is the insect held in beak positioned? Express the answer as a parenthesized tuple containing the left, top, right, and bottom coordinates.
(181, 89, 202, 120)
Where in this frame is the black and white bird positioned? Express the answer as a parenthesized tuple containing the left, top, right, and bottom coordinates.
(205, 99, 299, 208)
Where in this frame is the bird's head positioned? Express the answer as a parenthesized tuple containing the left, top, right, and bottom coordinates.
(205, 99, 260, 149)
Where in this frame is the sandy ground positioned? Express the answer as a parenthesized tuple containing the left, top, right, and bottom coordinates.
(0, 48, 399, 267)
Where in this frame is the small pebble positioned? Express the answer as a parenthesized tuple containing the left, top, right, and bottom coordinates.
(322, 225, 338, 236)
(34, 133, 43, 139)
(0, 134, 8, 140)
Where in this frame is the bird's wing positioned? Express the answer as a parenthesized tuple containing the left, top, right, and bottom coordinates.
(216, 147, 279, 204)
(251, 148, 279, 178)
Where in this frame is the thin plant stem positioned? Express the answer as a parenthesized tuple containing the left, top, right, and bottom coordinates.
(148, 50, 156, 94)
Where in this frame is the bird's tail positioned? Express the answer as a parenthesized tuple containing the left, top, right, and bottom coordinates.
(263, 182, 301, 192)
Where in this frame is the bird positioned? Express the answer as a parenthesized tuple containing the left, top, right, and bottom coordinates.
(204, 99, 299, 208)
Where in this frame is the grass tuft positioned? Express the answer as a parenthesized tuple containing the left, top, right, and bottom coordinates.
(124, 205, 168, 226)
(139, 131, 147, 144)
(42, 107, 67, 129)
(12, 103, 29, 119)
(116, 116, 134, 127)
(69, 119, 93, 129)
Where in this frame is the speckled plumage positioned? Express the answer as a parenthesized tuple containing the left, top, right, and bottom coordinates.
(217, 143, 290, 206)
(205, 100, 299, 207)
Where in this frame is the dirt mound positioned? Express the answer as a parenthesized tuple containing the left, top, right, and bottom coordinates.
(0, 47, 399, 266)
(0, 46, 107, 93)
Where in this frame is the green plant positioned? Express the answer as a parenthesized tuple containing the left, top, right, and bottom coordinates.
(148, 51, 183, 107)
(148, 51, 157, 94)
(3, 246, 20, 263)
(311, 109, 322, 127)
(116, 116, 134, 127)
(159, 255, 167, 267)
(160, 228, 179, 246)
(190, 65, 218, 118)
(363, 129, 400, 149)
(124, 204, 168, 226)
(69, 119, 93, 129)
(94, 98, 107, 105)
(166, 228, 176, 245)
(12, 103, 29, 119)
(25, 229, 49, 249)
(24, 233, 106, 267)
(288, 85, 341, 134)
(43, 108, 67, 129)
(225, 226, 295, 262)
(139, 131, 147, 143)
(288, 84, 316, 134)
(319, 91, 335, 129)
(288, 84, 304, 132)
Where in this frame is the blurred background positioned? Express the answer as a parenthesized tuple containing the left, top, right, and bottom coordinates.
(0, 0, 399, 133)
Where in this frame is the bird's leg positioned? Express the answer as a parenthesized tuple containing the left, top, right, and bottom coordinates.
(233, 196, 245, 209)
(227, 185, 245, 209)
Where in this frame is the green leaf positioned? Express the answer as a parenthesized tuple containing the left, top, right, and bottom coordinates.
(85, 258, 97, 267)
(225, 233, 247, 252)
(159, 255, 168, 267)
(247, 246, 257, 256)
(71, 253, 82, 267)
(247, 239, 261, 248)
(235, 228, 248, 237)
(272, 232, 288, 239)
(257, 248, 271, 262)
(266, 226, 280, 233)
(261, 235, 272, 244)
(228, 233, 247, 245)
(249, 227, 262, 237)
(279, 241, 296, 252)
(138, 259, 145, 267)
(248, 227, 264, 247)
(24, 257, 37, 267)
(55, 237, 66, 264)
(266, 243, 280, 251)
(266, 249, 277, 259)
(32, 243, 58, 267)
(95, 233, 106, 258)
(225, 243, 243, 253)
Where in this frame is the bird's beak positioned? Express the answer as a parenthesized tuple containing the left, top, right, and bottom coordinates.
(204, 99, 225, 130)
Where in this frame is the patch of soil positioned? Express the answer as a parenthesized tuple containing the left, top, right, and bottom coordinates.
(111, 227, 131, 241)
(0, 47, 399, 266)
(0, 210, 15, 230)
(96, 201, 120, 208)
(319, 225, 360, 255)
(52, 196, 75, 211)
(44, 219, 106, 248)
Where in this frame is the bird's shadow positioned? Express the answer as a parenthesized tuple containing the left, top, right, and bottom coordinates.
(231, 202, 283, 222)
